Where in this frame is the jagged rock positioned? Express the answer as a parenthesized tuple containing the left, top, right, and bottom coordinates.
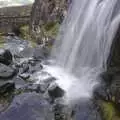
(19, 73, 30, 80)
(19, 63, 29, 74)
(0, 63, 16, 79)
(0, 93, 54, 120)
(0, 49, 12, 65)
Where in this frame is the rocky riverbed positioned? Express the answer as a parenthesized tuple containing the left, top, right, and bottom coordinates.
(0, 35, 119, 120)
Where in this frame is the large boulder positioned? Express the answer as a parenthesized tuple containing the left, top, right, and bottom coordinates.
(0, 49, 12, 65)
(0, 63, 16, 79)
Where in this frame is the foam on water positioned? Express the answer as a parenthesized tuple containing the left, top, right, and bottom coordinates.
(43, 65, 100, 103)
(38, 0, 120, 103)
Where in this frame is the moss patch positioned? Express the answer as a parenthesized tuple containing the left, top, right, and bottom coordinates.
(20, 25, 30, 40)
(0, 34, 5, 48)
(42, 21, 60, 38)
(101, 101, 120, 120)
(20, 25, 37, 47)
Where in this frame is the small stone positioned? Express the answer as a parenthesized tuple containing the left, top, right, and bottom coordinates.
(19, 73, 30, 80)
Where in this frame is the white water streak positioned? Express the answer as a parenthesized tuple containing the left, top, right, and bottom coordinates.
(45, 0, 120, 103)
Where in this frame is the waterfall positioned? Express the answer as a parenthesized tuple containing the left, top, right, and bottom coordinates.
(45, 0, 120, 103)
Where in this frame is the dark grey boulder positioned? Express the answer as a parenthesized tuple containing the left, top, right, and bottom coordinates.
(48, 83, 65, 100)
(0, 49, 12, 65)
(0, 63, 16, 79)
(0, 81, 15, 95)
(0, 93, 54, 120)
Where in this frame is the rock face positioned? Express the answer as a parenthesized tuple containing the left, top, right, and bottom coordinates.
(30, 0, 69, 43)
(100, 24, 120, 114)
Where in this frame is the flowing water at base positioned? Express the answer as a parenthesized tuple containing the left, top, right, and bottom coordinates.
(39, 0, 120, 103)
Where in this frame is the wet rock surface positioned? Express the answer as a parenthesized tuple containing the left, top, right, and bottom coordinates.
(0, 93, 54, 120)
(73, 100, 102, 120)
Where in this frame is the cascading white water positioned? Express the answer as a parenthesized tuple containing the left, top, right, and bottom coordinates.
(44, 0, 120, 103)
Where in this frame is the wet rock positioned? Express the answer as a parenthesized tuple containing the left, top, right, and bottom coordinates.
(38, 77, 56, 93)
(0, 93, 54, 120)
(93, 84, 110, 101)
(48, 83, 65, 100)
(0, 49, 12, 65)
(19, 47, 34, 58)
(0, 63, 16, 79)
(73, 100, 102, 120)
(14, 77, 26, 89)
(0, 81, 15, 95)
(19, 63, 29, 74)
(29, 63, 43, 74)
(4, 38, 30, 56)
(53, 98, 72, 120)
(19, 73, 30, 80)
(33, 46, 49, 59)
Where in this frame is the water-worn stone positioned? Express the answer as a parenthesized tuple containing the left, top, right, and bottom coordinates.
(0, 49, 12, 65)
(0, 63, 16, 79)
(0, 93, 54, 120)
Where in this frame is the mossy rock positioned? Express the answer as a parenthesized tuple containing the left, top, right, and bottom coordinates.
(100, 101, 120, 120)
(42, 21, 60, 38)
(0, 35, 5, 48)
